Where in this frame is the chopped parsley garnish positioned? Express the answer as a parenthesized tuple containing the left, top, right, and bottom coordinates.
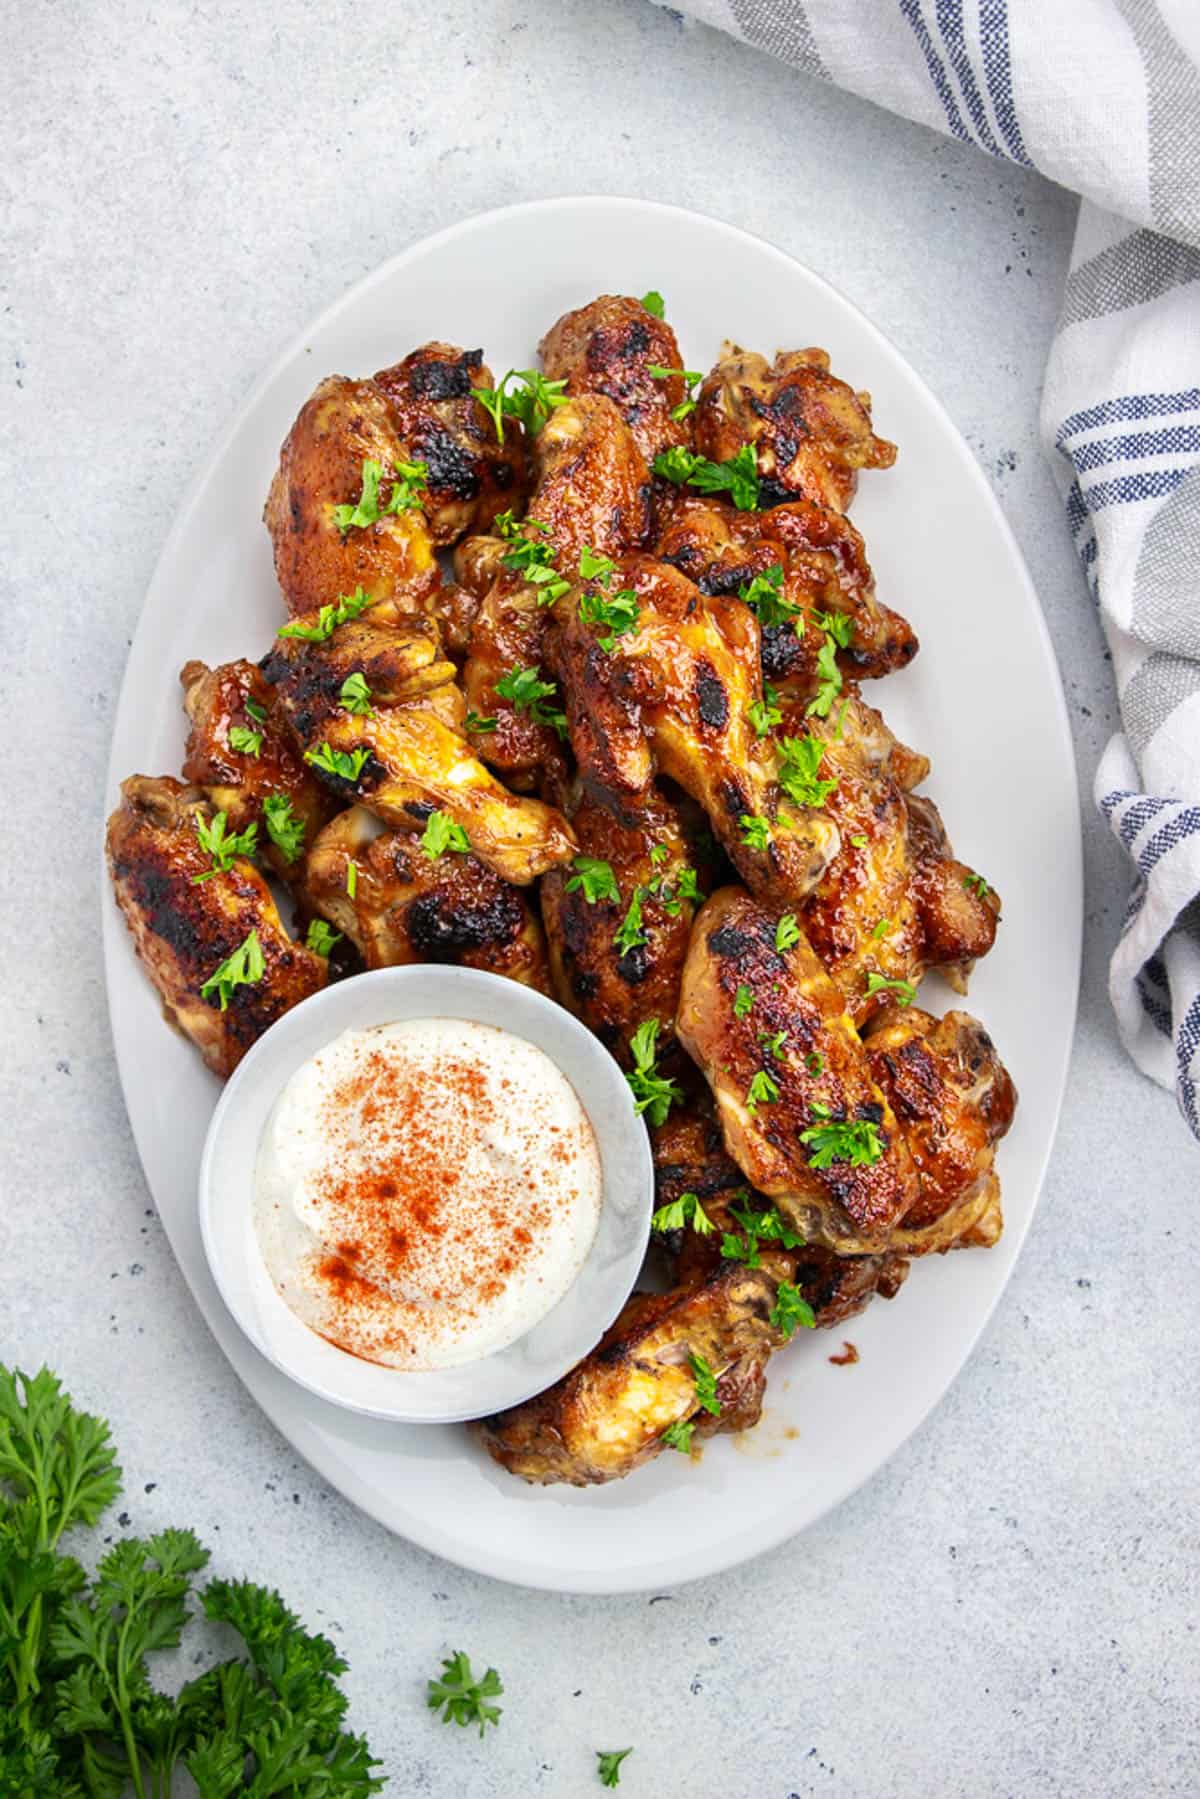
(649, 842, 670, 866)
(814, 609, 854, 648)
(426, 1650, 503, 1736)
(228, 724, 262, 757)
(720, 1199, 804, 1267)
(738, 564, 799, 630)
(777, 734, 838, 809)
(579, 545, 616, 583)
(871, 916, 893, 940)
(651, 1190, 714, 1236)
(661, 1418, 694, 1454)
(597, 1747, 634, 1787)
(465, 708, 499, 732)
(748, 682, 783, 738)
(806, 1051, 824, 1077)
(739, 813, 772, 851)
(199, 929, 265, 1011)
(640, 289, 665, 318)
(759, 1029, 789, 1059)
(613, 886, 647, 955)
(338, 671, 374, 716)
(500, 519, 570, 605)
(689, 1352, 721, 1417)
(277, 585, 375, 641)
(865, 971, 917, 1006)
(850, 834, 868, 848)
(192, 810, 258, 882)
(625, 1017, 682, 1127)
(305, 918, 342, 956)
(244, 697, 267, 724)
(345, 860, 357, 899)
(799, 1109, 885, 1169)
(770, 1280, 817, 1340)
(304, 742, 370, 783)
(775, 913, 801, 952)
(649, 862, 702, 916)
(806, 631, 844, 719)
(651, 443, 760, 510)
(421, 809, 471, 859)
(262, 793, 306, 863)
(733, 983, 754, 1019)
(566, 855, 621, 905)
(494, 665, 568, 737)
(474, 369, 569, 441)
(580, 584, 640, 652)
(963, 872, 992, 898)
(745, 1069, 780, 1113)
(647, 363, 703, 421)
(332, 456, 428, 531)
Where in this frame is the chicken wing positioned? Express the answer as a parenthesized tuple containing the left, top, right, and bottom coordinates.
(263, 375, 440, 617)
(304, 806, 551, 990)
(539, 293, 692, 465)
(778, 689, 999, 1021)
(656, 493, 917, 686)
(525, 394, 652, 561)
(694, 344, 897, 513)
(548, 555, 840, 905)
(372, 342, 529, 544)
(179, 658, 336, 882)
(261, 600, 576, 885)
(106, 776, 326, 1078)
(460, 563, 569, 788)
(539, 785, 703, 1055)
(677, 888, 1015, 1255)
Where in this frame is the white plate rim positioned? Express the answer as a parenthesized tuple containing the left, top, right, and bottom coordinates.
(101, 194, 1083, 1594)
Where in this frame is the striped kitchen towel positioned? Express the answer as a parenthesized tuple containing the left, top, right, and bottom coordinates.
(651, 0, 1200, 1138)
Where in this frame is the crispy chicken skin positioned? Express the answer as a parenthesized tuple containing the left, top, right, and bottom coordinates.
(540, 294, 692, 465)
(677, 887, 920, 1253)
(695, 345, 897, 513)
(540, 786, 700, 1055)
(305, 806, 551, 990)
(106, 777, 326, 1078)
(372, 342, 529, 544)
(656, 494, 918, 686)
(526, 394, 652, 560)
(264, 375, 440, 617)
(784, 690, 999, 1021)
(179, 659, 336, 882)
(261, 599, 576, 886)
(548, 555, 840, 905)
(864, 1005, 1016, 1253)
(461, 565, 569, 788)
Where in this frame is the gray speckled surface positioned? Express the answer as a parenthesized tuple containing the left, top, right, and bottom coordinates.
(3, 2, 1198, 1794)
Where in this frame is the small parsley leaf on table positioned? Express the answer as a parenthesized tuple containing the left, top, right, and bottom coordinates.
(597, 1746, 634, 1786)
(426, 1650, 503, 1736)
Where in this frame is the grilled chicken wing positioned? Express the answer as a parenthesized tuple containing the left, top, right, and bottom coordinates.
(548, 555, 840, 905)
(304, 806, 551, 989)
(677, 888, 1014, 1254)
(106, 776, 326, 1078)
(656, 494, 918, 686)
(180, 659, 336, 882)
(372, 342, 529, 544)
(460, 563, 569, 787)
(261, 600, 576, 885)
(264, 375, 440, 617)
(525, 394, 652, 560)
(539, 785, 702, 1055)
(694, 345, 897, 513)
(540, 293, 692, 465)
(780, 689, 999, 1021)
(863, 1005, 1016, 1253)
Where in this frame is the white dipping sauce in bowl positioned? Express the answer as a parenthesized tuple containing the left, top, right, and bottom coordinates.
(253, 1018, 603, 1370)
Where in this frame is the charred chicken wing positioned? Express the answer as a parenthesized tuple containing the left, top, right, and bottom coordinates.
(106, 776, 326, 1078)
(540, 293, 692, 465)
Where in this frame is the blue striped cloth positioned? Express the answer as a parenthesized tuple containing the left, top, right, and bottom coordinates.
(652, 0, 1200, 1140)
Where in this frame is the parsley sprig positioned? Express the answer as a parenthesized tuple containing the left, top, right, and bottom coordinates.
(426, 1649, 503, 1736)
(689, 1353, 721, 1417)
(747, 682, 783, 739)
(650, 1190, 714, 1235)
(613, 886, 647, 956)
(864, 971, 917, 1006)
(192, 811, 258, 883)
(739, 564, 799, 630)
(332, 457, 427, 532)
(497, 514, 570, 605)
(262, 793, 306, 863)
(278, 586, 375, 642)
(339, 671, 375, 716)
(579, 584, 640, 652)
(777, 734, 837, 809)
(199, 929, 265, 1011)
(475, 369, 569, 442)
(306, 918, 342, 957)
(739, 814, 772, 852)
(597, 1746, 634, 1786)
(647, 363, 703, 421)
(799, 1106, 885, 1169)
(305, 743, 371, 784)
(770, 1280, 817, 1340)
(625, 1018, 681, 1127)
(720, 1198, 805, 1269)
(228, 724, 262, 757)
(494, 666, 568, 738)
(421, 810, 471, 860)
(566, 856, 621, 905)
(652, 443, 760, 510)
(640, 290, 665, 318)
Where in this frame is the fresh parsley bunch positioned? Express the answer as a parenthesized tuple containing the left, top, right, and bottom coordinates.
(0, 1365, 384, 1797)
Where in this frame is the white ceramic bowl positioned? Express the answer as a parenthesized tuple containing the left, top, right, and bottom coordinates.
(198, 965, 653, 1423)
